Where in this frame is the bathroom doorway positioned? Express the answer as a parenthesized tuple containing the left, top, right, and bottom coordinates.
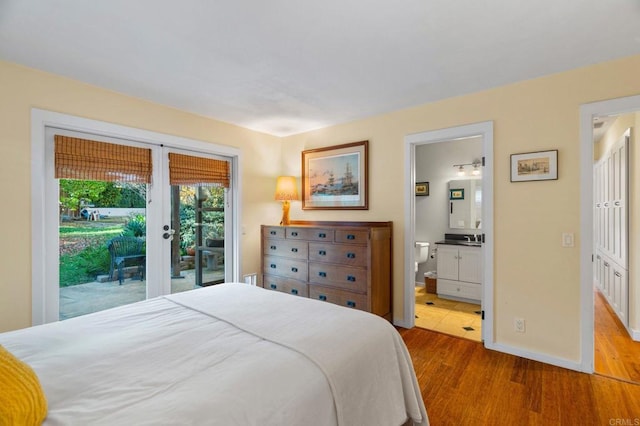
(403, 121, 494, 345)
(413, 138, 483, 341)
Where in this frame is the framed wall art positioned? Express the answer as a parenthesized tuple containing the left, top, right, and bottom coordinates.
(302, 140, 368, 210)
(415, 182, 429, 196)
(449, 188, 464, 200)
(510, 149, 558, 182)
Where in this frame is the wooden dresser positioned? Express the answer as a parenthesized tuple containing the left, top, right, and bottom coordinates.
(260, 221, 392, 320)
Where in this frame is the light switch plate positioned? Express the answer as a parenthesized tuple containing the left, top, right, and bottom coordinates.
(562, 233, 574, 247)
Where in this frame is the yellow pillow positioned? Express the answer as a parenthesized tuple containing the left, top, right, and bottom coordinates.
(0, 345, 47, 426)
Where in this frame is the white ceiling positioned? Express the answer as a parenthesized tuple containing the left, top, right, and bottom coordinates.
(1, 0, 639, 137)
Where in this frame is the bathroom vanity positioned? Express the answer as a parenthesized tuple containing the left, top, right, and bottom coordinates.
(435, 235, 482, 303)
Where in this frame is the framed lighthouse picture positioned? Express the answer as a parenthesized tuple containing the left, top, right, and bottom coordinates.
(302, 140, 369, 210)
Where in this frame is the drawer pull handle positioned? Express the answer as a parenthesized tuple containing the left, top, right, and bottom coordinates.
(319, 233, 327, 238)
(614, 271, 622, 277)
(347, 234, 356, 240)
(291, 267, 298, 273)
(319, 250, 327, 256)
(270, 245, 276, 250)
(346, 252, 356, 259)
(319, 271, 327, 277)
(346, 300, 356, 308)
(291, 231, 298, 236)
(319, 295, 327, 301)
(291, 248, 298, 253)
(270, 264, 276, 269)
(270, 284, 277, 289)
(614, 201, 621, 206)
(604, 262, 610, 267)
(291, 288, 299, 295)
(347, 275, 356, 282)
(270, 230, 276, 235)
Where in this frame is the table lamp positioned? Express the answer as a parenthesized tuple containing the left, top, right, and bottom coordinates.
(274, 176, 299, 226)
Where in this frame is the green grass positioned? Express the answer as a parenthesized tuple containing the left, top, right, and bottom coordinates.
(59, 226, 123, 237)
(59, 219, 126, 287)
(60, 246, 111, 287)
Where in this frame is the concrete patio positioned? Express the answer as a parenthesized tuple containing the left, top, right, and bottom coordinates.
(59, 268, 224, 320)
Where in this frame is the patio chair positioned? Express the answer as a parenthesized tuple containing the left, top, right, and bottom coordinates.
(107, 236, 146, 285)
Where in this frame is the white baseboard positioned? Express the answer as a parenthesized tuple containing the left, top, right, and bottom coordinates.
(630, 326, 640, 342)
(414, 281, 424, 287)
(484, 341, 586, 373)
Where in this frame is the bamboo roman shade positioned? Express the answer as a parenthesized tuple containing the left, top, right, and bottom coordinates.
(168, 152, 230, 187)
(54, 135, 152, 183)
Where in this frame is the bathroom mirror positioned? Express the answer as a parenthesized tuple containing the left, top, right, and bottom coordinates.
(448, 179, 482, 230)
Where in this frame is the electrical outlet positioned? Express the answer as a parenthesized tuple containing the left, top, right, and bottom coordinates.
(243, 273, 258, 285)
(514, 318, 526, 333)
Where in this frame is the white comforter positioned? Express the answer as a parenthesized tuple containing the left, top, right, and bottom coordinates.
(1, 283, 428, 426)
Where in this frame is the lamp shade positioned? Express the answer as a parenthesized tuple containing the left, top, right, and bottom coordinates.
(274, 176, 299, 201)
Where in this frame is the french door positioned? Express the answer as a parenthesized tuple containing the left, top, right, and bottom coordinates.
(32, 111, 240, 325)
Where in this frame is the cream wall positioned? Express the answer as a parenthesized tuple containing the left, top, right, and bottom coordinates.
(281, 54, 640, 363)
(3, 54, 640, 363)
(0, 60, 283, 332)
(595, 112, 640, 332)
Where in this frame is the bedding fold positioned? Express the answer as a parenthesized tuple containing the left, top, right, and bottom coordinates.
(167, 283, 429, 426)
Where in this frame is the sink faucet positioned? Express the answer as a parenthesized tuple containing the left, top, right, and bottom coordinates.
(464, 236, 472, 242)
(474, 234, 479, 242)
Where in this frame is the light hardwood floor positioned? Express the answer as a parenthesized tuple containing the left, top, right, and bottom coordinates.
(400, 326, 640, 425)
(594, 288, 640, 383)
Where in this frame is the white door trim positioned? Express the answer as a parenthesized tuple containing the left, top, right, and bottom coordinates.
(401, 121, 494, 345)
(31, 108, 242, 325)
(579, 94, 640, 372)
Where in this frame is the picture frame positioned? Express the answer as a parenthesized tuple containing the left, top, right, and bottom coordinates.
(449, 188, 464, 200)
(302, 140, 368, 210)
(415, 181, 429, 196)
(510, 149, 558, 182)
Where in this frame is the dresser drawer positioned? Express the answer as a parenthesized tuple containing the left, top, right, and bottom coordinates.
(262, 275, 309, 297)
(335, 229, 368, 245)
(308, 263, 367, 293)
(286, 227, 334, 242)
(263, 226, 285, 239)
(437, 279, 481, 301)
(263, 239, 308, 260)
(309, 286, 368, 312)
(308, 243, 367, 267)
(263, 256, 308, 281)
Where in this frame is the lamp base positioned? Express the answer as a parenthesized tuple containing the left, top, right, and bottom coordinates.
(280, 200, 291, 226)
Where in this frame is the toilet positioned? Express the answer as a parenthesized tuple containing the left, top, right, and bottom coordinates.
(414, 241, 430, 272)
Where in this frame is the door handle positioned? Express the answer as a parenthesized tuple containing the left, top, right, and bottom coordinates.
(163, 229, 176, 240)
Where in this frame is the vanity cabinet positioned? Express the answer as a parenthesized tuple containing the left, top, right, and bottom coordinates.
(260, 221, 392, 320)
(436, 244, 482, 302)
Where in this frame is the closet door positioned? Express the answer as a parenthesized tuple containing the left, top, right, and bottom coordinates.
(609, 139, 627, 267)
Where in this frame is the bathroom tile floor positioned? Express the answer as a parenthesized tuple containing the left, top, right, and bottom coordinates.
(414, 286, 482, 342)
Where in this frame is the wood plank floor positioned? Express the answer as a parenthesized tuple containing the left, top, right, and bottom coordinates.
(594, 288, 640, 383)
(400, 327, 640, 425)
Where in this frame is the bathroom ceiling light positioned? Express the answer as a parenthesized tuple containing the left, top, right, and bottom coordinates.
(457, 165, 465, 176)
(472, 163, 480, 175)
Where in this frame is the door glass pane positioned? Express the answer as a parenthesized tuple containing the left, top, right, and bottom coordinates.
(58, 180, 147, 320)
(170, 184, 225, 294)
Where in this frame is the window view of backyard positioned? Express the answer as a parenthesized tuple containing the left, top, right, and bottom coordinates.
(59, 180, 225, 320)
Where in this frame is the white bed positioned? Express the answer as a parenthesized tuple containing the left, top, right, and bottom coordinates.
(0, 283, 428, 425)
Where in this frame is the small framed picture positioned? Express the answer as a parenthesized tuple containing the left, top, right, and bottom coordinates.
(511, 149, 558, 182)
(449, 189, 464, 200)
(415, 182, 429, 196)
